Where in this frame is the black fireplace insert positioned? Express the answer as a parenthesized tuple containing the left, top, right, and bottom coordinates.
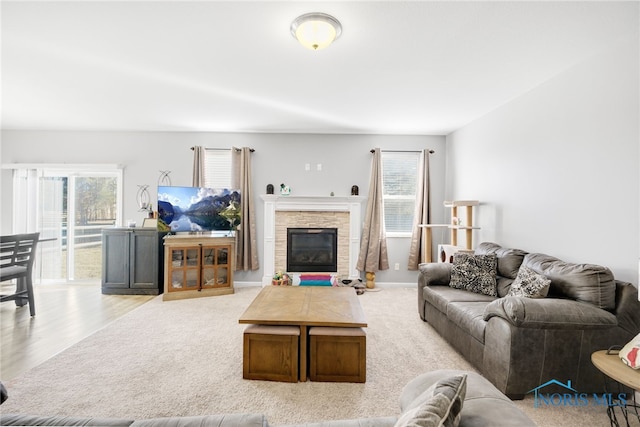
(287, 228, 337, 272)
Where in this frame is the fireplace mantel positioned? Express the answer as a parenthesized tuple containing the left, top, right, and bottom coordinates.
(260, 195, 366, 286)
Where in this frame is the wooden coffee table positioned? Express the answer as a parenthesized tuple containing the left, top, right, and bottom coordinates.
(239, 286, 367, 381)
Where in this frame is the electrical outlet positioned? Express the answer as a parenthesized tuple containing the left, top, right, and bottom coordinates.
(317, 163, 322, 171)
(305, 163, 310, 171)
(394, 263, 400, 271)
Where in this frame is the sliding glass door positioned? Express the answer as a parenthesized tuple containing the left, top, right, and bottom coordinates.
(12, 166, 123, 283)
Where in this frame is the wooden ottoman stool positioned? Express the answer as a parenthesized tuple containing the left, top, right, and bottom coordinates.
(243, 324, 300, 382)
(309, 326, 366, 383)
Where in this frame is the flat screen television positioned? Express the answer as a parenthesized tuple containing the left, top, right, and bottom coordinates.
(157, 186, 241, 233)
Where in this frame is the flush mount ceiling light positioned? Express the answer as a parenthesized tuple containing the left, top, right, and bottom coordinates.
(290, 12, 342, 50)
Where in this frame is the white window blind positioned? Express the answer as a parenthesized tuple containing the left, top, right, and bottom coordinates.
(381, 151, 419, 233)
(204, 149, 232, 189)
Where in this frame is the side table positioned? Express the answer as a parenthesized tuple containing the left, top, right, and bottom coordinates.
(591, 349, 640, 427)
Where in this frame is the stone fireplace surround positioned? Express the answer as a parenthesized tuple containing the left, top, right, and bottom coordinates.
(260, 195, 366, 286)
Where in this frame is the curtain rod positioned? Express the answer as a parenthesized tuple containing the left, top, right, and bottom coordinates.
(370, 149, 434, 154)
(190, 147, 255, 152)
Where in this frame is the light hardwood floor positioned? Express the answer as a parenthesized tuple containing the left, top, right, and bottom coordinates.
(1, 283, 154, 381)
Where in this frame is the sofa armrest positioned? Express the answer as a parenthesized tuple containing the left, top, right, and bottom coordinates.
(418, 263, 453, 287)
(418, 263, 452, 320)
(483, 297, 617, 329)
(613, 281, 640, 335)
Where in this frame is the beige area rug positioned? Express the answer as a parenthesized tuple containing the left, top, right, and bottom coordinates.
(0, 287, 618, 426)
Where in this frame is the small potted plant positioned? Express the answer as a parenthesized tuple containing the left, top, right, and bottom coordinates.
(272, 271, 291, 286)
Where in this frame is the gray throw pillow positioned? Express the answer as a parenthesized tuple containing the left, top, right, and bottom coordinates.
(509, 265, 551, 298)
(394, 374, 467, 427)
(449, 253, 497, 297)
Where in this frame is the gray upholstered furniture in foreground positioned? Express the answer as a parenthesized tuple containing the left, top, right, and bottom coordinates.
(0, 413, 268, 427)
(0, 370, 534, 426)
(397, 370, 536, 427)
(418, 242, 640, 399)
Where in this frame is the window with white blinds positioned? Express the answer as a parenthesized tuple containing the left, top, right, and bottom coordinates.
(204, 149, 232, 189)
(381, 151, 419, 234)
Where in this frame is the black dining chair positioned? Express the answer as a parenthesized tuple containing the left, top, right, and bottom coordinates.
(0, 232, 40, 316)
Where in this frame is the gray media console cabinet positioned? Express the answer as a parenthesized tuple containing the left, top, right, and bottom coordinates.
(101, 228, 167, 295)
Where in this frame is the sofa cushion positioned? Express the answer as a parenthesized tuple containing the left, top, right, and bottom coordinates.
(475, 242, 527, 280)
(395, 374, 467, 427)
(449, 254, 497, 297)
(523, 253, 616, 310)
(423, 286, 496, 315)
(496, 277, 515, 298)
(508, 265, 551, 298)
(447, 302, 490, 343)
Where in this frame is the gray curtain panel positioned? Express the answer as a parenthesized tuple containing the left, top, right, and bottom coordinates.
(408, 149, 432, 270)
(192, 145, 205, 187)
(356, 148, 389, 273)
(232, 147, 259, 271)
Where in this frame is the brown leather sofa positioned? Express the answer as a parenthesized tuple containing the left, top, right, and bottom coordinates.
(418, 242, 640, 399)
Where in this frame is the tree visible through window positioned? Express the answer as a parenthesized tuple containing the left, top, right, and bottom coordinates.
(12, 166, 122, 283)
(381, 151, 419, 234)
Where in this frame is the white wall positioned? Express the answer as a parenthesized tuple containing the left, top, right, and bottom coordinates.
(446, 36, 639, 285)
(0, 131, 446, 285)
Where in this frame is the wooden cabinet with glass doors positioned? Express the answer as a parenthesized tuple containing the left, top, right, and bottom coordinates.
(163, 235, 235, 301)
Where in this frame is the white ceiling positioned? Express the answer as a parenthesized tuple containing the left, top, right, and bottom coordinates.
(1, 1, 637, 135)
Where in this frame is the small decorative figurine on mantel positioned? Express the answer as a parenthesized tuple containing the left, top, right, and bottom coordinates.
(280, 183, 291, 196)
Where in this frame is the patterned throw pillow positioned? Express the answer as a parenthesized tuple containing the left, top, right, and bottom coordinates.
(509, 265, 551, 298)
(619, 333, 640, 369)
(394, 374, 467, 427)
(449, 253, 498, 297)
